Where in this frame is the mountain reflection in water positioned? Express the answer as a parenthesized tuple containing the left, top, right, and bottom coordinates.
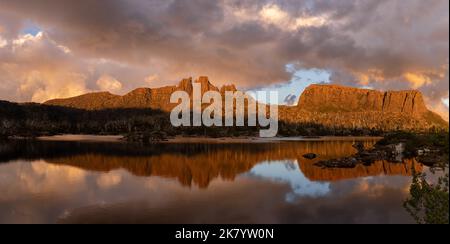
(0, 138, 423, 224)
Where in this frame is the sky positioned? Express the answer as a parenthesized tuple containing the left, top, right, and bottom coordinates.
(0, 0, 448, 119)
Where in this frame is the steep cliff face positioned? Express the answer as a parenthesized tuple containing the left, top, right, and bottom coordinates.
(280, 84, 447, 131)
(197, 76, 219, 94)
(44, 78, 448, 132)
(298, 84, 428, 116)
(220, 84, 237, 94)
(45, 77, 221, 111)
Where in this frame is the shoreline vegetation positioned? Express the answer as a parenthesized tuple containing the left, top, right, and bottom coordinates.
(392, 132, 449, 224)
(314, 131, 449, 224)
(34, 134, 382, 143)
(315, 132, 449, 168)
(1, 98, 448, 224)
(0, 100, 447, 141)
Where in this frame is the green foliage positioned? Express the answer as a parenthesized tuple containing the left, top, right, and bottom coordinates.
(404, 171, 449, 224)
(377, 131, 449, 157)
(390, 132, 449, 224)
(0, 101, 448, 140)
(382, 131, 449, 224)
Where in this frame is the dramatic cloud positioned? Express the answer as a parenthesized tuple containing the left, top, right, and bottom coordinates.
(0, 36, 7, 48)
(96, 75, 123, 94)
(0, 0, 448, 117)
(0, 31, 91, 102)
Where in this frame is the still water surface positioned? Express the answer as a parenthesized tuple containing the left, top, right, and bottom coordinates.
(0, 138, 424, 224)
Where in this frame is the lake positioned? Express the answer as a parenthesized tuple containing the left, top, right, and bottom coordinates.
(0, 137, 428, 224)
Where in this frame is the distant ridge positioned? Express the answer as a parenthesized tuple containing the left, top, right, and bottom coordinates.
(44, 76, 241, 112)
(44, 77, 448, 131)
(46, 77, 211, 111)
(297, 84, 428, 115)
(281, 84, 447, 131)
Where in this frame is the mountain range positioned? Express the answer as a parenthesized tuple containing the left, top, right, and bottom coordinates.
(44, 76, 447, 132)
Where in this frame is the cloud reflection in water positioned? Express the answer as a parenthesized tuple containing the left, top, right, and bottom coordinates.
(247, 160, 330, 202)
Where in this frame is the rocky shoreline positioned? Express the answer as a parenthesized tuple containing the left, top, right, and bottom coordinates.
(315, 133, 448, 169)
(314, 142, 402, 168)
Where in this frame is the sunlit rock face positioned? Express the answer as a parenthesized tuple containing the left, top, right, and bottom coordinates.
(280, 84, 447, 131)
(44, 77, 221, 112)
(43, 78, 448, 131)
(297, 84, 428, 116)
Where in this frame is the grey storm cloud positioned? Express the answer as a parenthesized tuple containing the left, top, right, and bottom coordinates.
(0, 0, 448, 118)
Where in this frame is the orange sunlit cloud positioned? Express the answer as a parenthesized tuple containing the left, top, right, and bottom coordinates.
(0, 0, 448, 119)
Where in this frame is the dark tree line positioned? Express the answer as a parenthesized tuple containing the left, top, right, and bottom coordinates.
(1, 100, 447, 142)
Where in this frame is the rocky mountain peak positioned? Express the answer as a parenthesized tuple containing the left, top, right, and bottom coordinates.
(42, 79, 447, 131)
(298, 84, 428, 116)
(126, 88, 152, 96)
(177, 78, 193, 94)
(195, 76, 219, 94)
(220, 84, 238, 94)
